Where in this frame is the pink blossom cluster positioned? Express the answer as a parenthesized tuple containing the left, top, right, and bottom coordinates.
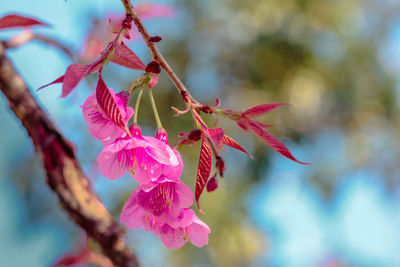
(81, 88, 210, 249)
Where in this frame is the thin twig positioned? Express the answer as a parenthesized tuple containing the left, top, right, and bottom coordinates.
(121, 0, 199, 108)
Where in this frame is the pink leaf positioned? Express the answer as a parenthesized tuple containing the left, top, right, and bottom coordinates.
(207, 128, 224, 149)
(110, 43, 145, 70)
(222, 135, 253, 159)
(252, 120, 273, 129)
(0, 14, 48, 30)
(195, 137, 212, 212)
(248, 122, 309, 164)
(37, 75, 64, 91)
(61, 64, 93, 97)
(95, 75, 129, 131)
(243, 103, 287, 118)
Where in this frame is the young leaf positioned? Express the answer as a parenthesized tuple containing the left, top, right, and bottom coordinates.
(248, 122, 309, 164)
(110, 43, 146, 70)
(207, 127, 224, 149)
(243, 103, 287, 118)
(95, 75, 129, 131)
(61, 64, 93, 97)
(0, 14, 48, 30)
(222, 135, 253, 159)
(195, 137, 212, 212)
(37, 75, 64, 91)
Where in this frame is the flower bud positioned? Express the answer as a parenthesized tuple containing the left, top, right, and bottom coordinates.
(156, 127, 168, 144)
(206, 173, 218, 192)
(129, 123, 142, 136)
(188, 129, 202, 141)
(145, 61, 161, 74)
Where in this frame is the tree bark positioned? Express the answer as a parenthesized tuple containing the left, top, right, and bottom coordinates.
(0, 42, 139, 267)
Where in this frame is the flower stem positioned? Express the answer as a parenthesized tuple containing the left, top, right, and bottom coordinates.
(148, 88, 163, 129)
(133, 86, 144, 124)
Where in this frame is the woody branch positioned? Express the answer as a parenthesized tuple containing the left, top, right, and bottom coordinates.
(0, 41, 139, 267)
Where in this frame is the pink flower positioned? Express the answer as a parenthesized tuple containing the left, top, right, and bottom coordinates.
(97, 127, 180, 182)
(159, 209, 210, 249)
(120, 176, 194, 228)
(82, 90, 133, 144)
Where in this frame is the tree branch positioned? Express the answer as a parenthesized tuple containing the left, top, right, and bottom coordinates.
(0, 42, 139, 267)
(121, 0, 199, 108)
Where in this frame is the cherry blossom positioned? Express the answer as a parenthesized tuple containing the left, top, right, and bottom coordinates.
(82, 90, 133, 144)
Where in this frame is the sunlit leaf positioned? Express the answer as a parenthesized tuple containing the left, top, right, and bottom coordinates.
(248, 122, 309, 164)
(222, 135, 253, 159)
(243, 103, 287, 118)
(110, 43, 145, 70)
(195, 137, 212, 211)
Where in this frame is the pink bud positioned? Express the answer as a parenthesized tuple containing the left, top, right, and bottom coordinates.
(150, 36, 162, 42)
(156, 127, 168, 144)
(206, 173, 218, 192)
(129, 124, 142, 136)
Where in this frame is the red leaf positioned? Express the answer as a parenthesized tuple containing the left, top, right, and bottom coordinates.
(96, 75, 129, 131)
(248, 122, 309, 164)
(195, 137, 212, 212)
(61, 64, 93, 97)
(207, 127, 224, 149)
(110, 43, 145, 70)
(222, 135, 253, 159)
(37, 75, 64, 91)
(243, 103, 287, 118)
(39, 49, 106, 96)
(0, 14, 48, 30)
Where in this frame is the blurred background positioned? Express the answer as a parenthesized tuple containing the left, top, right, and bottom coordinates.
(1, 0, 400, 266)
